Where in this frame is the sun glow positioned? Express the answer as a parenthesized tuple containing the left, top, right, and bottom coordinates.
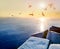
(39, 2, 47, 10)
(40, 17, 46, 22)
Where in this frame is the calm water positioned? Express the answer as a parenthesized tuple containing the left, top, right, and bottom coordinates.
(0, 17, 60, 33)
(0, 17, 60, 49)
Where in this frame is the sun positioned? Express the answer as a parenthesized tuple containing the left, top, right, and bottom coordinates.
(39, 2, 47, 10)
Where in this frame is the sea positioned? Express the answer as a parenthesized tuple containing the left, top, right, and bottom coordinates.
(0, 17, 60, 49)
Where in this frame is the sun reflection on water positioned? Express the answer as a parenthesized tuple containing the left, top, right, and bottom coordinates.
(39, 17, 47, 32)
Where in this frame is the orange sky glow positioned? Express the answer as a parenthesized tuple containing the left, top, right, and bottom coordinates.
(0, 0, 60, 18)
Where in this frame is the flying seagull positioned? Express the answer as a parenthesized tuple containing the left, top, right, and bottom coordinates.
(11, 15, 14, 16)
(48, 3, 53, 8)
(42, 12, 45, 16)
(28, 5, 32, 8)
(29, 13, 34, 16)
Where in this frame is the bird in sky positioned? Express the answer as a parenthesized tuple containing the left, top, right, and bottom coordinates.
(44, 8, 47, 11)
(11, 15, 14, 16)
(53, 7, 56, 10)
(29, 13, 34, 16)
(48, 3, 53, 8)
(19, 13, 21, 15)
(42, 12, 45, 16)
(28, 5, 32, 8)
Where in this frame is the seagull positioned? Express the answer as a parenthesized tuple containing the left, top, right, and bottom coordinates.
(44, 8, 47, 11)
(29, 13, 34, 16)
(28, 5, 32, 8)
(48, 3, 53, 8)
(11, 15, 14, 16)
(42, 12, 45, 16)
(19, 13, 21, 15)
(53, 7, 56, 10)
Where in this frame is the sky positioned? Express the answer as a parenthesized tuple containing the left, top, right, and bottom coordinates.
(0, 0, 60, 18)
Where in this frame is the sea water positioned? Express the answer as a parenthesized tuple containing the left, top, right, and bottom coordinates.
(0, 17, 60, 49)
